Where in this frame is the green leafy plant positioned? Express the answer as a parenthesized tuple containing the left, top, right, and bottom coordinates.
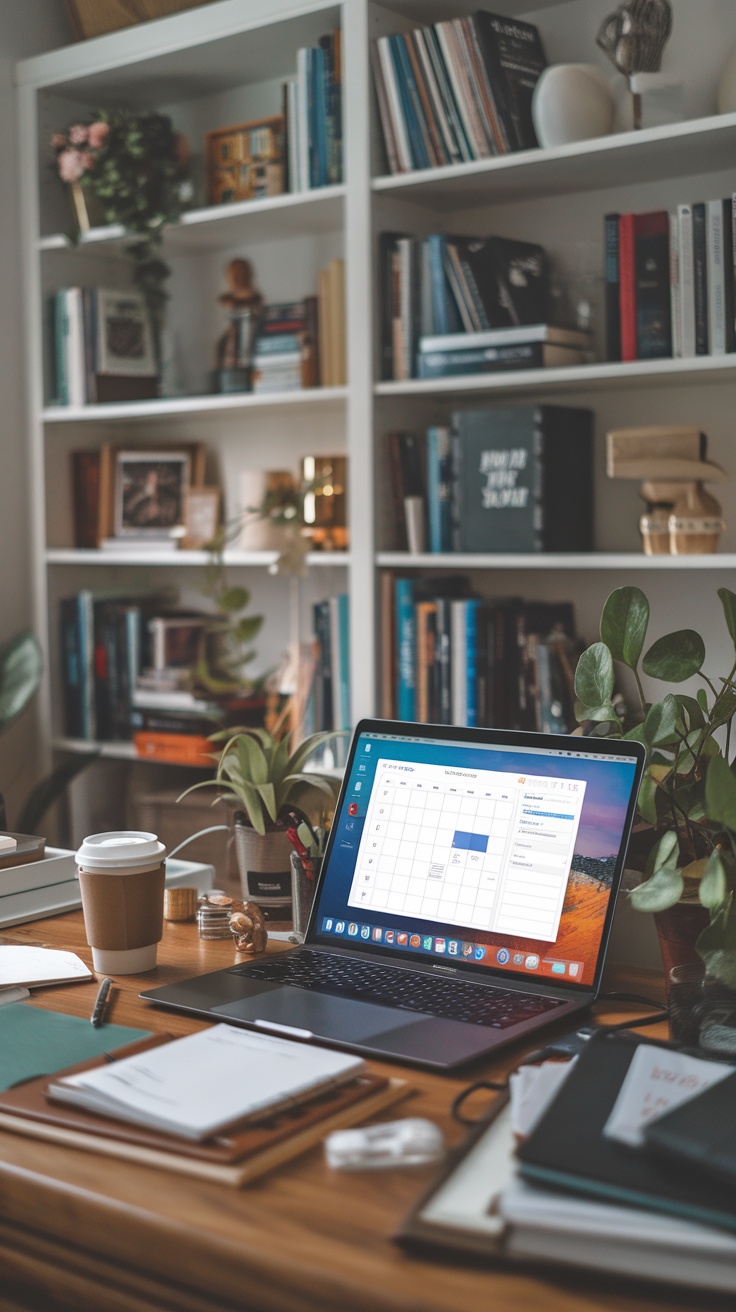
(194, 552, 264, 696)
(52, 110, 191, 355)
(178, 728, 340, 836)
(574, 584, 736, 985)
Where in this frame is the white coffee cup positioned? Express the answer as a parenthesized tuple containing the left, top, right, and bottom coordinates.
(76, 831, 167, 974)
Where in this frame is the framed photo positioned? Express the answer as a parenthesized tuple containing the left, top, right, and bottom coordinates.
(205, 116, 285, 206)
(114, 451, 190, 538)
(183, 486, 221, 549)
(96, 289, 156, 377)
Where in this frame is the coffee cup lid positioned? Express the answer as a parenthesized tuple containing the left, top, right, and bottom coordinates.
(76, 831, 166, 869)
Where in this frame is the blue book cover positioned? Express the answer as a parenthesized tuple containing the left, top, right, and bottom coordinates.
(395, 578, 416, 721)
(389, 34, 430, 170)
(310, 44, 329, 188)
(426, 426, 453, 552)
(465, 599, 480, 727)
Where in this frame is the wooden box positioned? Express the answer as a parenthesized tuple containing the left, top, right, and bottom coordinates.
(205, 117, 285, 206)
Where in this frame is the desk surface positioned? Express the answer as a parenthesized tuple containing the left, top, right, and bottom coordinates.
(0, 911, 705, 1312)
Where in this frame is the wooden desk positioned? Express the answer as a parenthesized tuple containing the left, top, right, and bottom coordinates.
(0, 911, 699, 1312)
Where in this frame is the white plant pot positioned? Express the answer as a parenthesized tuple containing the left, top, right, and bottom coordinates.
(532, 64, 614, 149)
(234, 823, 293, 910)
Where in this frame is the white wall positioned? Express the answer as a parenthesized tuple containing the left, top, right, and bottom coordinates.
(0, 2, 70, 822)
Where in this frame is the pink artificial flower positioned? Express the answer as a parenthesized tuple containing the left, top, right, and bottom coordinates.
(57, 148, 86, 183)
(68, 123, 89, 145)
(87, 121, 109, 150)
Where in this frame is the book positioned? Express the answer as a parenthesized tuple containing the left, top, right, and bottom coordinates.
(618, 212, 636, 362)
(49, 1024, 367, 1141)
(471, 10, 548, 151)
(418, 323, 591, 353)
(643, 1070, 736, 1188)
(418, 341, 587, 377)
(0, 1034, 409, 1188)
(692, 200, 709, 354)
(426, 426, 453, 553)
(706, 197, 734, 355)
(0, 1004, 151, 1093)
(0, 949, 92, 990)
(133, 731, 214, 765)
(677, 202, 696, 358)
(634, 210, 672, 359)
(395, 578, 416, 721)
(604, 212, 621, 361)
(450, 405, 594, 553)
(669, 210, 682, 358)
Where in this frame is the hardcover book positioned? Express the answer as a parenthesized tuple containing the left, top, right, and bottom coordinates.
(472, 10, 548, 151)
(450, 405, 594, 553)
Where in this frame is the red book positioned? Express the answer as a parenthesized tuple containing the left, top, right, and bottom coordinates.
(618, 213, 637, 362)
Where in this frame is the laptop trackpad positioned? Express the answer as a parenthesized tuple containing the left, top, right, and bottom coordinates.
(212, 988, 429, 1042)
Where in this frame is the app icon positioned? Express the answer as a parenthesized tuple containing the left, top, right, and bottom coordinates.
(360, 925, 370, 939)
(372, 927, 383, 941)
(448, 940, 459, 955)
(335, 921, 345, 934)
(345, 820, 355, 832)
(397, 932, 408, 945)
(364, 743, 371, 752)
(496, 947, 510, 965)
(410, 934, 421, 947)
(385, 930, 395, 944)
(473, 946, 486, 960)
(568, 962, 580, 977)
(550, 961, 565, 974)
(348, 923, 358, 936)
(354, 782, 362, 792)
(348, 803, 358, 816)
(358, 763, 367, 772)
(461, 942, 473, 958)
(323, 918, 333, 932)
(525, 954, 540, 970)
(513, 952, 524, 966)
(435, 938, 446, 954)
(423, 936, 433, 950)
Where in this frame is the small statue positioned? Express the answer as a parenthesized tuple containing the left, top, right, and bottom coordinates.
(229, 901, 268, 954)
(214, 257, 263, 391)
(597, 0, 673, 77)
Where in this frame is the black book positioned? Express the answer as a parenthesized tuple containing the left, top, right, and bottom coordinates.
(450, 405, 593, 554)
(644, 1071, 736, 1190)
(472, 11, 547, 151)
(604, 212, 621, 361)
(59, 597, 83, 739)
(635, 211, 672, 359)
(518, 1031, 736, 1234)
(459, 235, 548, 328)
(313, 600, 333, 732)
(692, 201, 709, 355)
(434, 597, 452, 725)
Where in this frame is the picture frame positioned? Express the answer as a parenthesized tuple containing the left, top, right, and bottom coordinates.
(114, 451, 190, 538)
(205, 116, 285, 206)
(182, 486, 221, 549)
(96, 289, 157, 378)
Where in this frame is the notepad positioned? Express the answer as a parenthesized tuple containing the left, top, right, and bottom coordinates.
(0, 945, 92, 988)
(49, 1025, 366, 1140)
(0, 1004, 151, 1092)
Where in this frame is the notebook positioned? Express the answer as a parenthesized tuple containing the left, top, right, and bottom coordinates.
(0, 1003, 151, 1092)
(142, 719, 644, 1071)
(48, 1024, 366, 1140)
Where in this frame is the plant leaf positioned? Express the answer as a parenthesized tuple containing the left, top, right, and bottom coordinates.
(236, 734, 268, 787)
(574, 643, 614, 709)
(652, 829, 679, 871)
(600, 586, 649, 668)
(697, 901, 736, 989)
(218, 586, 251, 614)
(253, 782, 277, 824)
(642, 630, 705, 682)
(710, 690, 736, 732)
(718, 587, 736, 648)
(637, 774, 659, 826)
(699, 851, 728, 910)
(0, 631, 43, 729)
(236, 780, 267, 834)
(575, 699, 621, 724)
(630, 864, 684, 912)
(642, 693, 679, 746)
(706, 753, 736, 831)
(674, 694, 706, 732)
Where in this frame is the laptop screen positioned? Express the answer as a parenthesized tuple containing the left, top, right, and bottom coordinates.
(309, 721, 644, 991)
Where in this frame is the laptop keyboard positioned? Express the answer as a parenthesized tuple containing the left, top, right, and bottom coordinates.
(230, 950, 566, 1029)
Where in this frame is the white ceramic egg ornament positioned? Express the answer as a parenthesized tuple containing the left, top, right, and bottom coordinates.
(532, 64, 615, 148)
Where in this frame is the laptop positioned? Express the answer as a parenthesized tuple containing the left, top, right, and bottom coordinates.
(141, 719, 645, 1070)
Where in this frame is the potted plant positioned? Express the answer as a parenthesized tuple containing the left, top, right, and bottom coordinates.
(574, 584, 736, 989)
(178, 727, 339, 908)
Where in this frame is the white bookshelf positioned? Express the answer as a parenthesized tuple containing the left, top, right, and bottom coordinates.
(17, 0, 736, 772)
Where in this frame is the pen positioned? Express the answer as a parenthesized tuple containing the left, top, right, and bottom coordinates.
(286, 826, 314, 879)
(91, 977, 113, 1027)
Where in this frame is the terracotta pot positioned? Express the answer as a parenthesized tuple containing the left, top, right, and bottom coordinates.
(653, 900, 709, 992)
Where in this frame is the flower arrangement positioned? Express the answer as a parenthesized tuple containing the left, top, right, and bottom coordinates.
(52, 118, 111, 186)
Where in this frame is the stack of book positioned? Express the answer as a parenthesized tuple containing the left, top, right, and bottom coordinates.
(380, 231, 571, 380)
(371, 11, 547, 174)
(605, 196, 736, 362)
(382, 575, 579, 733)
(388, 405, 594, 555)
(285, 29, 342, 192)
(317, 258, 346, 386)
(251, 299, 319, 393)
(51, 288, 158, 407)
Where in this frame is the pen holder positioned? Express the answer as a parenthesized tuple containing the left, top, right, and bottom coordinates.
(290, 854, 322, 943)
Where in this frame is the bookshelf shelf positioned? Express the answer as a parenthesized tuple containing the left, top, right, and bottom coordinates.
(42, 388, 348, 423)
(39, 186, 346, 255)
(375, 356, 736, 400)
(46, 549, 351, 567)
(376, 553, 736, 572)
(371, 113, 736, 209)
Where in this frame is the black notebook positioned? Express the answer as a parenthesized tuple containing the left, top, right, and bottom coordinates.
(644, 1071, 736, 1190)
(517, 1031, 736, 1234)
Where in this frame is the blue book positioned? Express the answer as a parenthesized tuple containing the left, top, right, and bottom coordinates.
(465, 599, 480, 728)
(395, 579, 416, 721)
(310, 44, 329, 188)
(425, 236, 462, 336)
(389, 34, 431, 170)
(426, 426, 453, 553)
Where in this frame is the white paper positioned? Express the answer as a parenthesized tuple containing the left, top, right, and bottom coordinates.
(53, 1023, 365, 1140)
(603, 1045, 732, 1148)
(0, 946, 92, 987)
(508, 1058, 577, 1137)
